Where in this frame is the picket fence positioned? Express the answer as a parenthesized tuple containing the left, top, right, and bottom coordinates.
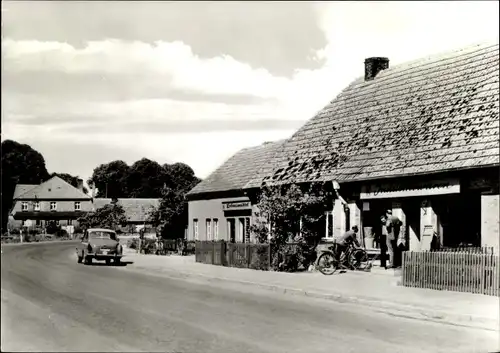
(402, 251, 499, 296)
(195, 241, 271, 270)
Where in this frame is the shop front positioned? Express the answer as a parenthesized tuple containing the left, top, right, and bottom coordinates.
(222, 200, 252, 243)
(359, 177, 471, 252)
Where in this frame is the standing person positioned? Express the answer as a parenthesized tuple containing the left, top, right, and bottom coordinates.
(384, 210, 403, 268)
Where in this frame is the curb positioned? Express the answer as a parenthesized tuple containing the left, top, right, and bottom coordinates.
(122, 259, 498, 331)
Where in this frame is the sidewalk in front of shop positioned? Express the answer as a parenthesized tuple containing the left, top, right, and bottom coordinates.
(120, 251, 499, 331)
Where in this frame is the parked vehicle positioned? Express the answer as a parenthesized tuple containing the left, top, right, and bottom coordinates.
(76, 228, 123, 265)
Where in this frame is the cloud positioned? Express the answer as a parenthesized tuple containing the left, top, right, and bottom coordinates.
(2, 1, 498, 181)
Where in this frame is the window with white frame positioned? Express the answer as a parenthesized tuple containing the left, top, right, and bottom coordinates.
(206, 219, 212, 241)
(324, 210, 334, 239)
(34, 201, 40, 211)
(74, 202, 81, 211)
(193, 219, 199, 240)
(21, 202, 28, 211)
(213, 219, 219, 240)
(50, 202, 57, 211)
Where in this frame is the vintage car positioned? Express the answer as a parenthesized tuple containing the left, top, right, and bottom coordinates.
(76, 228, 123, 265)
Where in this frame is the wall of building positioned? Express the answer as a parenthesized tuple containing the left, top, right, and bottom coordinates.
(187, 196, 251, 241)
(11, 199, 93, 213)
(481, 193, 499, 253)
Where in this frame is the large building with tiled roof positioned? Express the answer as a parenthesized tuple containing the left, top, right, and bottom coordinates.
(250, 42, 499, 252)
(9, 175, 93, 230)
(186, 140, 286, 242)
(9, 176, 161, 234)
(93, 198, 160, 226)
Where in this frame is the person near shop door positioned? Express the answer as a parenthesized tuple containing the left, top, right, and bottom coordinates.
(382, 210, 403, 268)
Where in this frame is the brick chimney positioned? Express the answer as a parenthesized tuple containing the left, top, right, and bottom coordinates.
(364, 57, 389, 81)
(76, 178, 84, 192)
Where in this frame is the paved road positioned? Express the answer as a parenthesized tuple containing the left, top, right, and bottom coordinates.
(1, 242, 498, 353)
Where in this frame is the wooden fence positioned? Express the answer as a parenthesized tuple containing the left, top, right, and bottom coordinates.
(195, 241, 271, 270)
(402, 251, 499, 296)
(430, 246, 495, 254)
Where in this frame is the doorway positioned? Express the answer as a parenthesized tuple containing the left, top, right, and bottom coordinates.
(228, 219, 236, 243)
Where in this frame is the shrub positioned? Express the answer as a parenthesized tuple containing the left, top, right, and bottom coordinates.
(46, 221, 60, 235)
(249, 245, 270, 271)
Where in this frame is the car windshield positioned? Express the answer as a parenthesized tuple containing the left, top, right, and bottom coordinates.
(89, 231, 117, 240)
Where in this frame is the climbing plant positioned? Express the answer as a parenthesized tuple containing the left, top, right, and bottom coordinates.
(250, 182, 335, 272)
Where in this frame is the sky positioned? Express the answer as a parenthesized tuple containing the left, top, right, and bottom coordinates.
(2, 1, 499, 185)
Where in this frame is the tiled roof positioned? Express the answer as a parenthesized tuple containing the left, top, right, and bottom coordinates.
(261, 42, 499, 185)
(14, 176, 90, 200)
(13, 184, 37, 199)
(93, 198, 160, 223)
(187, 140, 286, 196)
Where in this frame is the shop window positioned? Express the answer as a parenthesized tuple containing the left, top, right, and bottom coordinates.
(206, 219, 212, 241)
(193, 219, 199, 240)
(324, 211, 334, 239)
(55, 220, 60, 226)
(68, 219, 73, 226)
(34, 201, 40, 211)
(21, 202, 28, 211)
(213, 219, 219, 240)
(36, 219, 42, 226)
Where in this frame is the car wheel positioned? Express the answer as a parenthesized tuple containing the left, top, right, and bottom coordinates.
(84, 255, 92, 265)
(77, 251, 83, 263)
(114, 257, 121, 265)
(105, 259, 111, 266)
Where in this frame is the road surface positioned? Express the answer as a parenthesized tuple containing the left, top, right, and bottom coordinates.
(1, 242, 498, 353)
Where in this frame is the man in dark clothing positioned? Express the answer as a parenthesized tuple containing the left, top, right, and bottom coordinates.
(381, 210, 403, 268)
(334, 225, 360, 263)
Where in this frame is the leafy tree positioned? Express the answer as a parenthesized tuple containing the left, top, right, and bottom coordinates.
(1, 140, 50, 231)
(127, 158, 167, 198)
(148, 187, 187, 239)
(51, 172, 89, 194)
(77, 203, 127, 230)
(165, 162, 201, 193)
(89, 160, 130, 198)
(251, 182, 335, 272)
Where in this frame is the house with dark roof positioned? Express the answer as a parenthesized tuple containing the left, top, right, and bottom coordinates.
(250, 42, 499, 253)
(92, 198, 160, 231)
(9, 175, 93, 230)
(185, 140, 285, 243)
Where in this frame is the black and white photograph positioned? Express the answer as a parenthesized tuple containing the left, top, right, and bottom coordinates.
(1, 1, 499, 352)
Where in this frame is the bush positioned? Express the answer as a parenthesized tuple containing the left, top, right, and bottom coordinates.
(46, 221, 61, 235)
(249, 245, 270, 271)
(127, 238, 139, 249)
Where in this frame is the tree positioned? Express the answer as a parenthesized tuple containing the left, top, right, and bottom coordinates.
(51, 172, 89, 194)
(1, 140, 50, 231)
(89, 160, 130, 198)
(127, 158, 167, 198)
(251, 182, 335, 272)
(165, 162, 201, 193)
(148, 187, 187, 239)
(77, 203, 127, 230)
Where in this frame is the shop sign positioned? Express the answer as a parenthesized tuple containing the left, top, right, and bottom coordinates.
(222, 200, 252, 211)
(360, 178, 460, 200)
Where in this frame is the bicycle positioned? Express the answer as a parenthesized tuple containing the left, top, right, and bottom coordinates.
(316, 243, 371, 275)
